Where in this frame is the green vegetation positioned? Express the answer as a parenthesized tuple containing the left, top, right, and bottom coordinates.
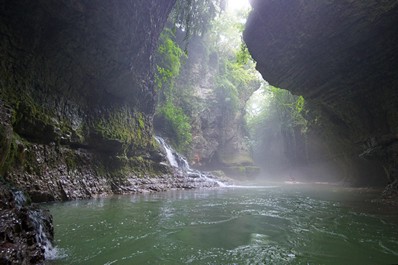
(0, 124, 36, 177)
(155, 6, 261, 156)
(154, 29, 192, 152)
(94, 106, 152, 151)
(155, 29, 186, 92)
(209, 9, 261, 126)
(246, 84, 308, 159)
(157, 101, 192, 152)
(64, 150, 78, 172)
(0, 89, 86, 147)
(0, 81, 160, 180)
(170, 0, 226, 43)
(266, 86, 307, 131)
(218, 152, 253, 166)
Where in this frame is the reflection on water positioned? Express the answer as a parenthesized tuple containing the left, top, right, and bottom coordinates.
(45, 183, 398, 265)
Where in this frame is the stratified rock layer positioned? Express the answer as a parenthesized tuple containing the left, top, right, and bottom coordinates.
(0, 1, 173, 262)
(244, 0, 398, 190)
(0, 0, 176, 200)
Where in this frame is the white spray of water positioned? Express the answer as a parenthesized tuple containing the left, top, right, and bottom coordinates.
(155, 136, 227, 187)
(29, 209, 66, 260)
(12, 191, 66, 260)
(12, 190, 26, 208)
(155, 136, 178, 167)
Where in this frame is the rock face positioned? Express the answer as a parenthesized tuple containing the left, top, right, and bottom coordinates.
(155, 34, 259, 177)
(0, 185, 54, 265)
(0, 1, 175, 261)
(0, 2, 235, 261)
(0, 0, 176, 200)
(244, 0, 398, 189)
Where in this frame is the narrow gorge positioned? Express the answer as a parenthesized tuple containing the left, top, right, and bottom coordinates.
(1, 0, 398, 264)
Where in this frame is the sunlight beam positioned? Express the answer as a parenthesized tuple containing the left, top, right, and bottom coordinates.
(227, 0, 251, 12)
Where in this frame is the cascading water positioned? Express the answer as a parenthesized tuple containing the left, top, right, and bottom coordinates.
(11, 190, 59, 260)
(29, 210, 58, 260)
(12, 190, 26, 208)
(155, 136, 179, 167)
(155, 136, 227, 187)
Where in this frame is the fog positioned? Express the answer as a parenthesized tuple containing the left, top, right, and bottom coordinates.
(244, 87, 388, 188)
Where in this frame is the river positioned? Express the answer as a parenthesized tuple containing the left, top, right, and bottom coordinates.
(45, 183, 398, 265)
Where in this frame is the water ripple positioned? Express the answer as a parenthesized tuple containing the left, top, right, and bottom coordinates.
(45, 186, 398, 265)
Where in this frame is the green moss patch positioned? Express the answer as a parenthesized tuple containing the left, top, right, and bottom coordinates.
(218, 152, 254, 167)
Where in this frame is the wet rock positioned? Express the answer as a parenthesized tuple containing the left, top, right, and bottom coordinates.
(87, 132, 124, 154)
(112, 171, 226, 195)
(382, 180, 398, 203)
(0, 0, 177, 202)
(0, 185, 54, 265)
(27, 191, 55, 203)
(154, 34, 258, 169)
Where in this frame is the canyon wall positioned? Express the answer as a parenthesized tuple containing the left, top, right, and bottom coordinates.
(244, 0, 398, 194)
(155, 34, 260, 177)
(0, 1, 177, 263)
(0, 0, 175, 201)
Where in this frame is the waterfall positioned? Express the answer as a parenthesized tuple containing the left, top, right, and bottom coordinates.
(155, 136, 226, 187)
(29, 210, 58, 260)
(12, 190, 26, 208)
(155, 136, 179, 167)
(12, 190, 61, 260)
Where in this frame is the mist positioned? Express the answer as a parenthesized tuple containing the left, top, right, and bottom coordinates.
(244, 86, 388, 187)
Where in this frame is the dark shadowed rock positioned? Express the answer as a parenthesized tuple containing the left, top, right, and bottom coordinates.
(0, 1, 176, 263)
(0, 185, 54, 265)
(0, 0, 176, 200)
(244, 0, 398, 194)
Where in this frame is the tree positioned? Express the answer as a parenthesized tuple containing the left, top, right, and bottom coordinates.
(154, 2, 261, 156)
(154, 1, 228, 153)
(170, 0, 226, 42)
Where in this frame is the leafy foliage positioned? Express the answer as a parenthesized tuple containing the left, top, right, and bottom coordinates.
(157, 101, 192, 152)
(208, 10, 261, 120)
(155, 29, 186, 92)
(170, 0, 226, 42)
(155, 2, 261, 154)
(267, 86, 307, 130)
(236, 42, 251, 65)
(154, 28, 192, 151)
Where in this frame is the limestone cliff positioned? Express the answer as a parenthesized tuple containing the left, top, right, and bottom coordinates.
(244, 0, 398, 194)
(155, 34, 260, 177)
(0, 0, 176, 201)
(0, 1, 177, 263)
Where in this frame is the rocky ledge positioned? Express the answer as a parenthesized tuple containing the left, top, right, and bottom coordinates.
(113, 171, 227, 193)
(0, 169, 227, 264)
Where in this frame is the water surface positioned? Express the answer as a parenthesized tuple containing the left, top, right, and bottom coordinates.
(45, 183, 398, 265)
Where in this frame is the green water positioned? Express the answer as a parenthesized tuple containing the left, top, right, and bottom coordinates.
(45, 184, 398, 265)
